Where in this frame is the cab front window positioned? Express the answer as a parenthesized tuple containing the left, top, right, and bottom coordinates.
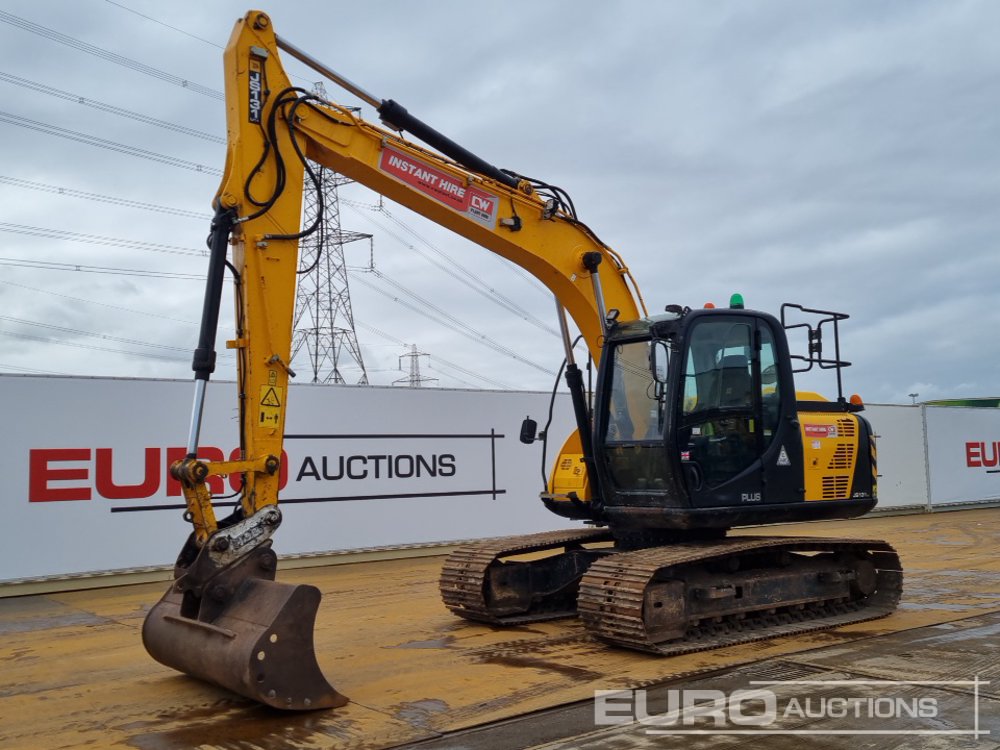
(603, 338, 672, 492)
(605, 339, 665, 443)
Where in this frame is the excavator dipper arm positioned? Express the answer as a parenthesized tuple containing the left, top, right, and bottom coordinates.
(143, 9, 643, 710)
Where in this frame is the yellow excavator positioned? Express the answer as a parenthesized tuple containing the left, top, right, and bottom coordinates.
(142, 10, 902, 710)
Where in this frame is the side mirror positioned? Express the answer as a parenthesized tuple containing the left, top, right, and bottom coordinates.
(650, 340, 670, 384)
(520, 417, 539, 444)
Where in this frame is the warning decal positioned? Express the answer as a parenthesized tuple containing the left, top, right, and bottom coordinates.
(379, 146, 499, 228)
(259, 385, 283, 427)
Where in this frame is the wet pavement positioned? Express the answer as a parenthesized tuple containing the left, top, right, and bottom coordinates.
(398, 609, 999, 749)
(1, 507, 998, 749)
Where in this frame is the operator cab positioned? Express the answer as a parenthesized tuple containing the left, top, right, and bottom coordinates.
(593, 302, 875, 532)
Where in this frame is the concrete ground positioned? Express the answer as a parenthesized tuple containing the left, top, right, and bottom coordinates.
(1, 507, 999, 750)
(401, 609, 999, 749)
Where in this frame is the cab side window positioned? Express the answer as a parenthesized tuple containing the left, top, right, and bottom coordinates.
(760, 325, 780, 439)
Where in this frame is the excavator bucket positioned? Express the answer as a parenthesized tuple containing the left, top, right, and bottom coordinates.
(142, 545, 346, 710)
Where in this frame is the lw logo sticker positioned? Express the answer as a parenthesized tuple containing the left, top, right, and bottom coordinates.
(259, 384, 283, 426)
(804, 424, 838, 438)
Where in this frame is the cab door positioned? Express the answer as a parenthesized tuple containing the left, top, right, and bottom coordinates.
(677, 314, 802, 508)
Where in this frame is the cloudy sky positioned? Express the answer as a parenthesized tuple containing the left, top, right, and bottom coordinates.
(0, 0, 997, 404)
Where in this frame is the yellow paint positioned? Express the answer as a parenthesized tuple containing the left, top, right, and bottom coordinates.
(549, 431, 588, 496)
(799, 409, 863, 501)
(551, 453, 588, 492)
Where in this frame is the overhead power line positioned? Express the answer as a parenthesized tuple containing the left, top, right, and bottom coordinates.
(344, 202, 560, 338)
(0, 217, 544, 380)
(0, 316, 235, 366)
(0, 361, 70, 375)
(0, 279, 198, 325)
(424, 355, 510, 390)
(0, 256, 206, 280)
(343, 199, 552, 298)
(0, 71, 225, 144)
(103, 0, 223, 49)
(423, 360, 487, 390)
(0, 10, 223, 100)
(352, 271, 553, 375)
(101, 0, 316, 87)
(0, 110, 221, 175)
(0, 175, 209, 220)
(0, 314, 192, 354)
(0, 182, 553, 382)
(375, 204, 554, 324)
(0, 328, 191, 362)
(0, 222, 205, 257)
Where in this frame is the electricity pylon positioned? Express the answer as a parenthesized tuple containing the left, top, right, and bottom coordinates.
(393, 344, 437, 387)
(291, 87, 372, 384)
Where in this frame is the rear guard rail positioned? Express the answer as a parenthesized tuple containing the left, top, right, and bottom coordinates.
(142, 543, 346, 710)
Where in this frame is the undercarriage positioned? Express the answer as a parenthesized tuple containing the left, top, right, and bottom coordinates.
(439, 529, 902, 654)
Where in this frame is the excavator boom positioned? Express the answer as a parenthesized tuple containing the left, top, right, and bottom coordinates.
(143, 9, 643, 709)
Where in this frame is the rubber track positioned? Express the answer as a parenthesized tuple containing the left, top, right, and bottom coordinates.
(439, 528, 614, 624)
(577, 536, 902, 655)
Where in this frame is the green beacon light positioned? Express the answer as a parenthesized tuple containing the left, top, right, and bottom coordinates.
(729, 292, 745, 309)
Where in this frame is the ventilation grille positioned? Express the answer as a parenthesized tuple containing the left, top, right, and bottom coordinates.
(822, 476, 850, 499)
(828, 444, 855, 471)
(836, 418, 857, 438)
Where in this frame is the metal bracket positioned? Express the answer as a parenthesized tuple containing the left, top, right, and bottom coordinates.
(208, 506, 283, 567)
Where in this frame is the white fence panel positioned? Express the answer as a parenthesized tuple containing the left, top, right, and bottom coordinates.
(2, 375, 572, 582)
(925, 406, 1000, 506)
(864, 405, 929, 510)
